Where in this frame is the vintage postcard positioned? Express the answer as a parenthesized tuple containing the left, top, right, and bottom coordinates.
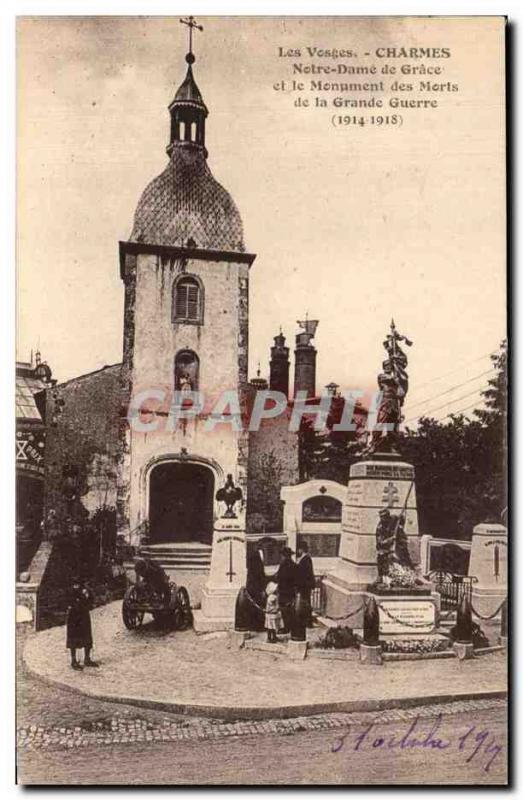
(16, 15, 507, 785)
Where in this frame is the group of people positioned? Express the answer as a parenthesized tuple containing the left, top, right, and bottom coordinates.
(66, 545, 316, 667)
(244, 542, 316, 643)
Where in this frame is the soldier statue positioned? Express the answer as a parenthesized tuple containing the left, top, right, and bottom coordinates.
(375, 509, 415, 583)
(375, 509, 397, 579)
(370, 319, 413, 454)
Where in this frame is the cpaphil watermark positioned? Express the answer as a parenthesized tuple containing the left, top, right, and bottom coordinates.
(126, 388, 393, 434)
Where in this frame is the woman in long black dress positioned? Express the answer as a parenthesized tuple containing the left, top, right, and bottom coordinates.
(245, 549, 267, 631)
(66, 580, 99, 670)
(235, 549, 267, 632)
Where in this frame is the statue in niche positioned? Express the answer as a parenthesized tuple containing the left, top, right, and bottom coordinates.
(174, 350, 199, 394)
(178, 370, 193, 393)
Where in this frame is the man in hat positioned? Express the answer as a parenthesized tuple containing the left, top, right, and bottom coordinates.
(275, 546, 297, 633)
(296, 541, 315, 627)
(134, 557, 171, 603)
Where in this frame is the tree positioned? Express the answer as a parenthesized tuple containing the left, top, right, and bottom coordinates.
(401, 340, 507, 538)
(298, 397, 366, 484)
(475, 340, 507, 427)
(246, 450, 284, 533)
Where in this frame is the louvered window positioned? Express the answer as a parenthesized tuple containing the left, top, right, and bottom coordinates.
(174, 277, 202, 323)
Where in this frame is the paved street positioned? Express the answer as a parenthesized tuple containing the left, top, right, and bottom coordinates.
(17, 629, 507, 785)
(17, 700, 507, 785)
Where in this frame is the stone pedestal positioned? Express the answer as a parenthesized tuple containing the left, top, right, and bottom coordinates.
(193, 518, 247, 632)
(359, 589, 443, 656)
(324, 456, 420, 618)
(453, 642, 474, 661)
(373, 588, 440, 634)
(360, 643, 382, 665)
(287, 640, 308, 660)
(469, 523, 507, 618)
(228, 630, 249, 649)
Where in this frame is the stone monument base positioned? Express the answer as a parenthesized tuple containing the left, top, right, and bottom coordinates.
(322, 575, 369, 628)
(192, 607, 237, 633)
(470, 586, 506, 619)
(469, 523, 507, 619)
(321, 581, 440, 634)
(372, 586, 440, 635)
(192, 518, 247, 633)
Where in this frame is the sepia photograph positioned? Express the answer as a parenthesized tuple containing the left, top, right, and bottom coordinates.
(14, 13, 507, 786)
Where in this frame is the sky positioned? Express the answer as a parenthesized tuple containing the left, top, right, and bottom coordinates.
(16, 16, 506, 426)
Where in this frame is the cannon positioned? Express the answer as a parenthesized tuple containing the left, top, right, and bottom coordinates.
(122, 578, 193, 631)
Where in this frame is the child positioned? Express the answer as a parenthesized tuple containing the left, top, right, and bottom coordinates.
(264, 582, 282, 643)
(66, 579, 99, 670)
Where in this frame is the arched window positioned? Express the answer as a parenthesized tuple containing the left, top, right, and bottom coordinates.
(173, 275, 203, 324)
(174, 350, 200, 393)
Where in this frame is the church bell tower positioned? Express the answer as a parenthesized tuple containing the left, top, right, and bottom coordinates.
(117, 19, 256, 629)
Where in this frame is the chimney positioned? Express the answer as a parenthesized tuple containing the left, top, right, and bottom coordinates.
(269, 331, 290, 398)
(249, 363, 268, 392)
(294, 319, 318, 398)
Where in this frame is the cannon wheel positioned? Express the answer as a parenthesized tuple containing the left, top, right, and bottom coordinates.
(122, 585, 145, 630)
(174, 586, 193, 630)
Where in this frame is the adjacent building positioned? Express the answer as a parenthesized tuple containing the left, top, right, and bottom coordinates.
(16, 353, 54, 573)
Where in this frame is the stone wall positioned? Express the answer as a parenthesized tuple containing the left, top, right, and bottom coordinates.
(127, 251, 246, 397)
(43, 364, 123, 528)
(118, 247, 254, 539)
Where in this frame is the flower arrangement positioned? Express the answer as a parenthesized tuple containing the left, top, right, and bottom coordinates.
(387, 562, 421, 589)
(381, 637, 450, 654)
(311, 626, 359, 650)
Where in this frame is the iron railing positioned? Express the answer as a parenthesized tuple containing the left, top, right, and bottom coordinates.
(428, 570, 478, 611)
(310, 576, 326, 616)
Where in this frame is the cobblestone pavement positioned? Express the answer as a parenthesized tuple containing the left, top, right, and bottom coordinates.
(16, 628, 508, 784)
(17, 697, 506, 753)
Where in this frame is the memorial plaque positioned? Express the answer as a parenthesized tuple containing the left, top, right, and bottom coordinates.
(377, 599, 436, 634)
(346, 481, 364, 505)
(351, 462, 415, 481)
(343, 509, 364, 532)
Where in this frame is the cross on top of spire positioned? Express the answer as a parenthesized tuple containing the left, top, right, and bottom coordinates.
(180, 15, 203, 64)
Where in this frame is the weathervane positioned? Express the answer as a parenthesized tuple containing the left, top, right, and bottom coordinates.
(179, 15, 203, 61)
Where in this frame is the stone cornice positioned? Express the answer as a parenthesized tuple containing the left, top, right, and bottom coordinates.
(119, 241, 256, 280)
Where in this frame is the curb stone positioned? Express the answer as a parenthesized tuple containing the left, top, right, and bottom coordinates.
(23, 655, 507, 722)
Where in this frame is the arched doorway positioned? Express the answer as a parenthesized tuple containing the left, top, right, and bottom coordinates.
(148, 461, 214, 544)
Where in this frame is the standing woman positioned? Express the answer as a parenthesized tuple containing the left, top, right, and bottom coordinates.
(245, 548, 266, 631)
(66, 579, 99, 670)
